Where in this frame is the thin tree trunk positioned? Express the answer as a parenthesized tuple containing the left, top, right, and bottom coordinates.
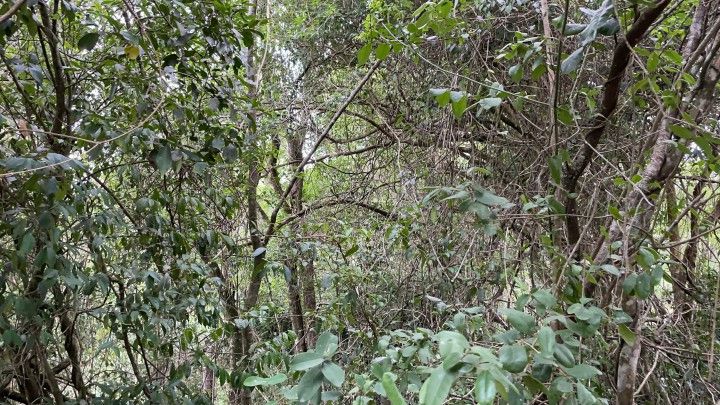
(603, 53, 720, 405)
(287, 260, 307, 352)
(562, 0, 671, 248)
(301, 257, 318, 347)
(664, 182, 686, 306)
(287, 134, 318, 348)
(231, 1, 263, 403)
(270, 134, 308, 351)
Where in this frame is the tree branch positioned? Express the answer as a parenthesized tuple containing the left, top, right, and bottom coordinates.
(0, 0, 25, 25)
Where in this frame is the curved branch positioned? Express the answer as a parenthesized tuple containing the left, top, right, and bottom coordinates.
(0, 0, 25, 25)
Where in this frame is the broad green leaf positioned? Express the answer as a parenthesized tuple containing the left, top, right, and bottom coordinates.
(533, 289, 556, 309)
(622, 273, 638, 294)
(476, 189, 510, 206)
(561, 48, 585, 73)
(38, 212, 55, 230)
(618, 324, 636, 346)
(382, 372, 406, 405)
(600, 264, 620, 276)
(634, 272, 653, 299)
(478, 97, 502, 110)
(499, 344, 528, 373)
(499, 308, 536, 334)
(553, 344, 575, 368)
(577, 382, 597, 404)
(153, 146, 172, 174)
(358, 43, 372, 65)
(636, 247, 656, 270)
(15, 297, 37, 318)
(321, 391, 341, 401)
(549, 155, 562, 185)
(474, 370, 497, 404)
(376, 43, 391, 60)
(537, 326, 555, 355)
(78, 32, 100, 51)
(315, 331, 339, 357)
(669, 124, 694, 139)
(322, 362, 345, 387)
(450, 92, 467, 119)
(18, 233, 35, 256)
(436, 330, 469, 358)
(418, 367, 457, 405)
(564, 364, 601, 379)
(509, 64, 523, 82)
(557, 107, 574, 125)
(290, 352, 325, 371)
(297, 367, 324, 402)
(243, 373, 287, 387)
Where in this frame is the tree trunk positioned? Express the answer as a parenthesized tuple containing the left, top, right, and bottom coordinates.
(603, 53, 720, 405)
(287, 260, 307, 352)
(287, 133, 318, 348)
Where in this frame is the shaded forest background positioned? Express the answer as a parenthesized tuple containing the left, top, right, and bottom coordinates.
(1, 0, 720, 403)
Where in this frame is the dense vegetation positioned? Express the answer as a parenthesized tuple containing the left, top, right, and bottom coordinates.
(1, 0, 719, 403)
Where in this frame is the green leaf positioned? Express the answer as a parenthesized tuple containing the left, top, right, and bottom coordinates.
(18, 233, 35, 256)
(15, 297, 37, 318)
(382, 372, 406, 405)
(375, 43, 391, 60)
(622, 273, 638, 294)
(297, 366, 324, 402)
(634, 272, 654, 299)
(315, 331, 339, 358)
(600, 264, 620, 276)
(78, 32, 100, 51)
(499, 308, 536, 334)
(153, 146, 172, 174)
(358, 43, 372, 65)
(38, 212, 55, 230)
(243, 373, 287, 387)
(647, 52, 659, 72)
(509, 64, 523, 82)
(564, 364, 601, 379)
(577, 382, 597, 404)
(553, 344, 575, 368)
(537, 326, 555, 355)
(418, 367, 457, 405)
(345, 244, 359, 257)
(557, 107, 574, 125)
(499, 344, 528, 373)
(561, 48, 585, 73)
(636, 247, 656, 270)
(478, 97, 502, 110)
(124, 44, 141, 59)
(549, 155, 562, 185)
(2, 329, 22, 347)
(436, 330, 469, 358)
(322, 362, 345, 387)
(28, 66, 43, 84)
(533, 289, 556, 309)
(474, 370, 497, 404)
(618, 324, 636, 346)
(476, 189, 510, 207)
(669, 124, 694, 139)
(450, 92, 467, 119)
(290, 352, 325, 371)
